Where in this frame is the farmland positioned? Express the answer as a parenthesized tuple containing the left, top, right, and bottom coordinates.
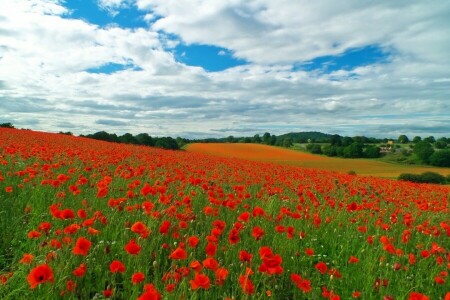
(187, 143, 450, 178)
(0, 128, 449, 299)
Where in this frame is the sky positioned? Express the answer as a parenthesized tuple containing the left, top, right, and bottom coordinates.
(0, 0, 449, 139)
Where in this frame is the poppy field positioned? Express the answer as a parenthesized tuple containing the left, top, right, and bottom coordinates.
(187, 143, 450, 178)
(0, 128, 449, 300)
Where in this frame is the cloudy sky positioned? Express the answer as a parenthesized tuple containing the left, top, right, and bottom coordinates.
(1, 0, 449, 138)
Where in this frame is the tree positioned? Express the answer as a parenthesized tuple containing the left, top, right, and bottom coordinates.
(252, 134, 261, 143)
(398, 135, 409, 144)
(412, 136, 422, 143)
(119, 133, 137, 144)
(306, 143, 322, 154)
(0, 122, 15, 128)
(413, 141, 434, 163)
(342, 137, 354, 147)
(227, 136, 235, 143)
(429, 150, 450, 167)
(282, 138, 293, 148)
(435, 137, 447, 149)
(423, 136, 435, 144)
(269, 135, 277, 145)
(330, 134, 342, 146)
(364, 146, 381, 158)
(135, 133, 154, 146)
(343, 142, 363, 158)
(262, 132, 271, 144)
(322, 145, 337, 157)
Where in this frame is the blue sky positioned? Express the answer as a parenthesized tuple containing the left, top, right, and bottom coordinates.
(0, 0, 449, 138)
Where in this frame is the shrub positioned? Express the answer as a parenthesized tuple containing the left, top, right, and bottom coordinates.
(429, 150, 450, 167)
(398, 172, 445, 184)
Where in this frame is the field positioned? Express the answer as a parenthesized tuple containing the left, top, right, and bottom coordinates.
(0, 128, 449, 299)
(186, 143, 450, 178)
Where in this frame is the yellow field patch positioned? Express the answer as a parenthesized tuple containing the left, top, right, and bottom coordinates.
(186, 143, 450, 178)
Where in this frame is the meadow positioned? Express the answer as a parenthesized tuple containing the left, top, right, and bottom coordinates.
(186, 143, 450, 178)
(0, 128, 449, 299)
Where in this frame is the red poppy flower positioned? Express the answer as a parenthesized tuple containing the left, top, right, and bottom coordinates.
(73, 263, 87, 277)
(408, 292, 429, 300)
(72, 237, 91, 256)
(202, 257, 219, 271)
(190, 260, 203, 273)
(159, 220, 171, 235)
(27, 264, 54, 289)
(315, 262, 328, 274)
(188, 236, 200, 248)
(169, 247, 187, 260)
(190, 273, 210, 290)
(348, 256, 359, 264)
(251, 226, 265, 240)
(239, 250, 253, 263)
(205, 243, 217, 257)
(124, 239, 141, 255)
(239, 275, 255, 295)
(110, 260, 126, 273)
(132, 272, 145, 284)
(215, 267, 228, 286)
(19, 253, 34, 264)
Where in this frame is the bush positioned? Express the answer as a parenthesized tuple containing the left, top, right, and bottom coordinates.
(398, 172, 446, 184)
(429, 150, 450, 167)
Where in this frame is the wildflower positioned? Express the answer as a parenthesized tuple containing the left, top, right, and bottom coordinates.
(169, 247, 187, 260)
(72, 237, 91, 256)
(190, 273, 210, 290)
(19, 253, 34, 264)
(110, 260, 126, 273)
(315, 262, 328, 274)
(27, 264, 54, 289)
(132, 272, 145, 284)
(124, 239, 141, 255)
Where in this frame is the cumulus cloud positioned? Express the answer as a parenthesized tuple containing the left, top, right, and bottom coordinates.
(0, 0, 449, 138)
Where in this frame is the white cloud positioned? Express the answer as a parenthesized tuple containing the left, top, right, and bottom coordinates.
(0, 0, 449, 138)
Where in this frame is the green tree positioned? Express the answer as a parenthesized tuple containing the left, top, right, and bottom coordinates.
(136, 133, 154, 146)
(330, 134, 342, 146)
(262, 132, 271, 144)
(227, 136, 235, 143)
(306, 143, 322, 154)
(282, 138, 293, 148)
(0, 122, 15, 128)
(423, 136, 435, 144)
(343, 142, 363, 158)
(398, 135, 409, 144)
(364, 146, 381, 158)
(342, 137, 354, 147)
(413, 141, 434, 163)
(119, 133, 137, 144)
(429, 150, 450, 167)
(412, 136, 422, 143)
(252, 134, 261, 143)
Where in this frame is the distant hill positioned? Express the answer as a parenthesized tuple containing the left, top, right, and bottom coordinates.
(277, 131, 336, 142)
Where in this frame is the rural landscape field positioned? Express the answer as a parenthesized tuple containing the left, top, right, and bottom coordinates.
(1, 1, 450, 299)
(0, 128, 449, 299)
(187, 143, 450, 178)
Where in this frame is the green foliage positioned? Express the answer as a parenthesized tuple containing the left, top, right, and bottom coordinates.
(343, 142, 363, 158)
(0, 122, 15, 128)
(434, 140, 447, 149)
(363, 146, 381, 158)
(413, 141, 434, 163)
(398, 172, 446, 184)
(429, 150, 450, 167)
(306, 143, 322, 154)
(412, 136, 422, 143)
(397, 135, 409, 144)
